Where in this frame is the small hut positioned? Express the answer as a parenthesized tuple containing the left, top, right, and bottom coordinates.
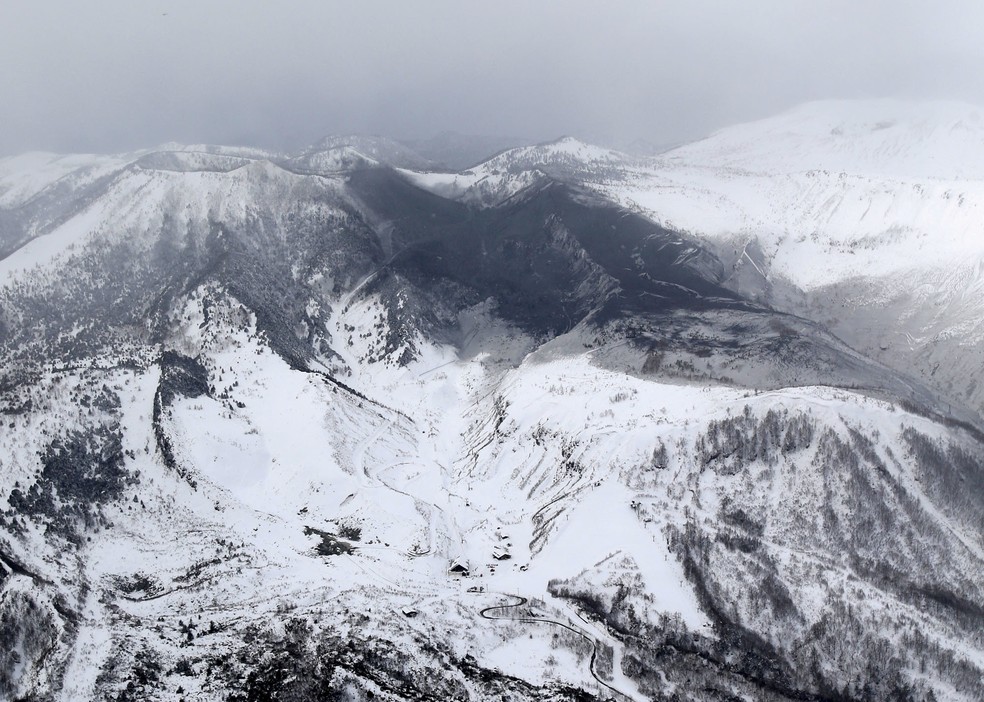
(448, 558, 470, 576)
(492, 546, 511, 561)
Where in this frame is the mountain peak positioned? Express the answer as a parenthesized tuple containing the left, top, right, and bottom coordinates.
(475, 136, 631, 175)
(304, 134, 434, 170)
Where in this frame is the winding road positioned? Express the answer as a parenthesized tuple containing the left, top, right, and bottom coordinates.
(479, 594, 641, 702)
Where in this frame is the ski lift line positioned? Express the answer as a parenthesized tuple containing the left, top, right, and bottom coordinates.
(341, 553, 401, 591)
(740, 246, 767, 279)
(416, 359, 458, 377)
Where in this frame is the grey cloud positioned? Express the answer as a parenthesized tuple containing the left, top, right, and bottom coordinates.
(2, 0, 983, 156)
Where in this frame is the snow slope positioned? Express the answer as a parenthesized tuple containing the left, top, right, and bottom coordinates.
(0, 152, 134, 208)
(665, 99, 984, 179)
(535, 100, 984, 418)
(397, 102, 984, 417)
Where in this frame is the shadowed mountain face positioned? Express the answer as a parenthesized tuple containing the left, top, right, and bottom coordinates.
(0, 163, 746, 374)
(345, 168, 954, 419)
(348, 169, 744, 337)
(0, 142, 982, 702)
(0, 159, 960, 422)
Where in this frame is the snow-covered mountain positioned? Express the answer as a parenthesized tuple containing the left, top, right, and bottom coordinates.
(595, 100, 984, 421)
(297, 135, 437, 172)
(398, 132, 537, 171)
(1, 105, 983, 701)
(403, 100, 984, 421)
(401, 136, 636, 207)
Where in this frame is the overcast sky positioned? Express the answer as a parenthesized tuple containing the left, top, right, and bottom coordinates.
(2, 1, 983, 156)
